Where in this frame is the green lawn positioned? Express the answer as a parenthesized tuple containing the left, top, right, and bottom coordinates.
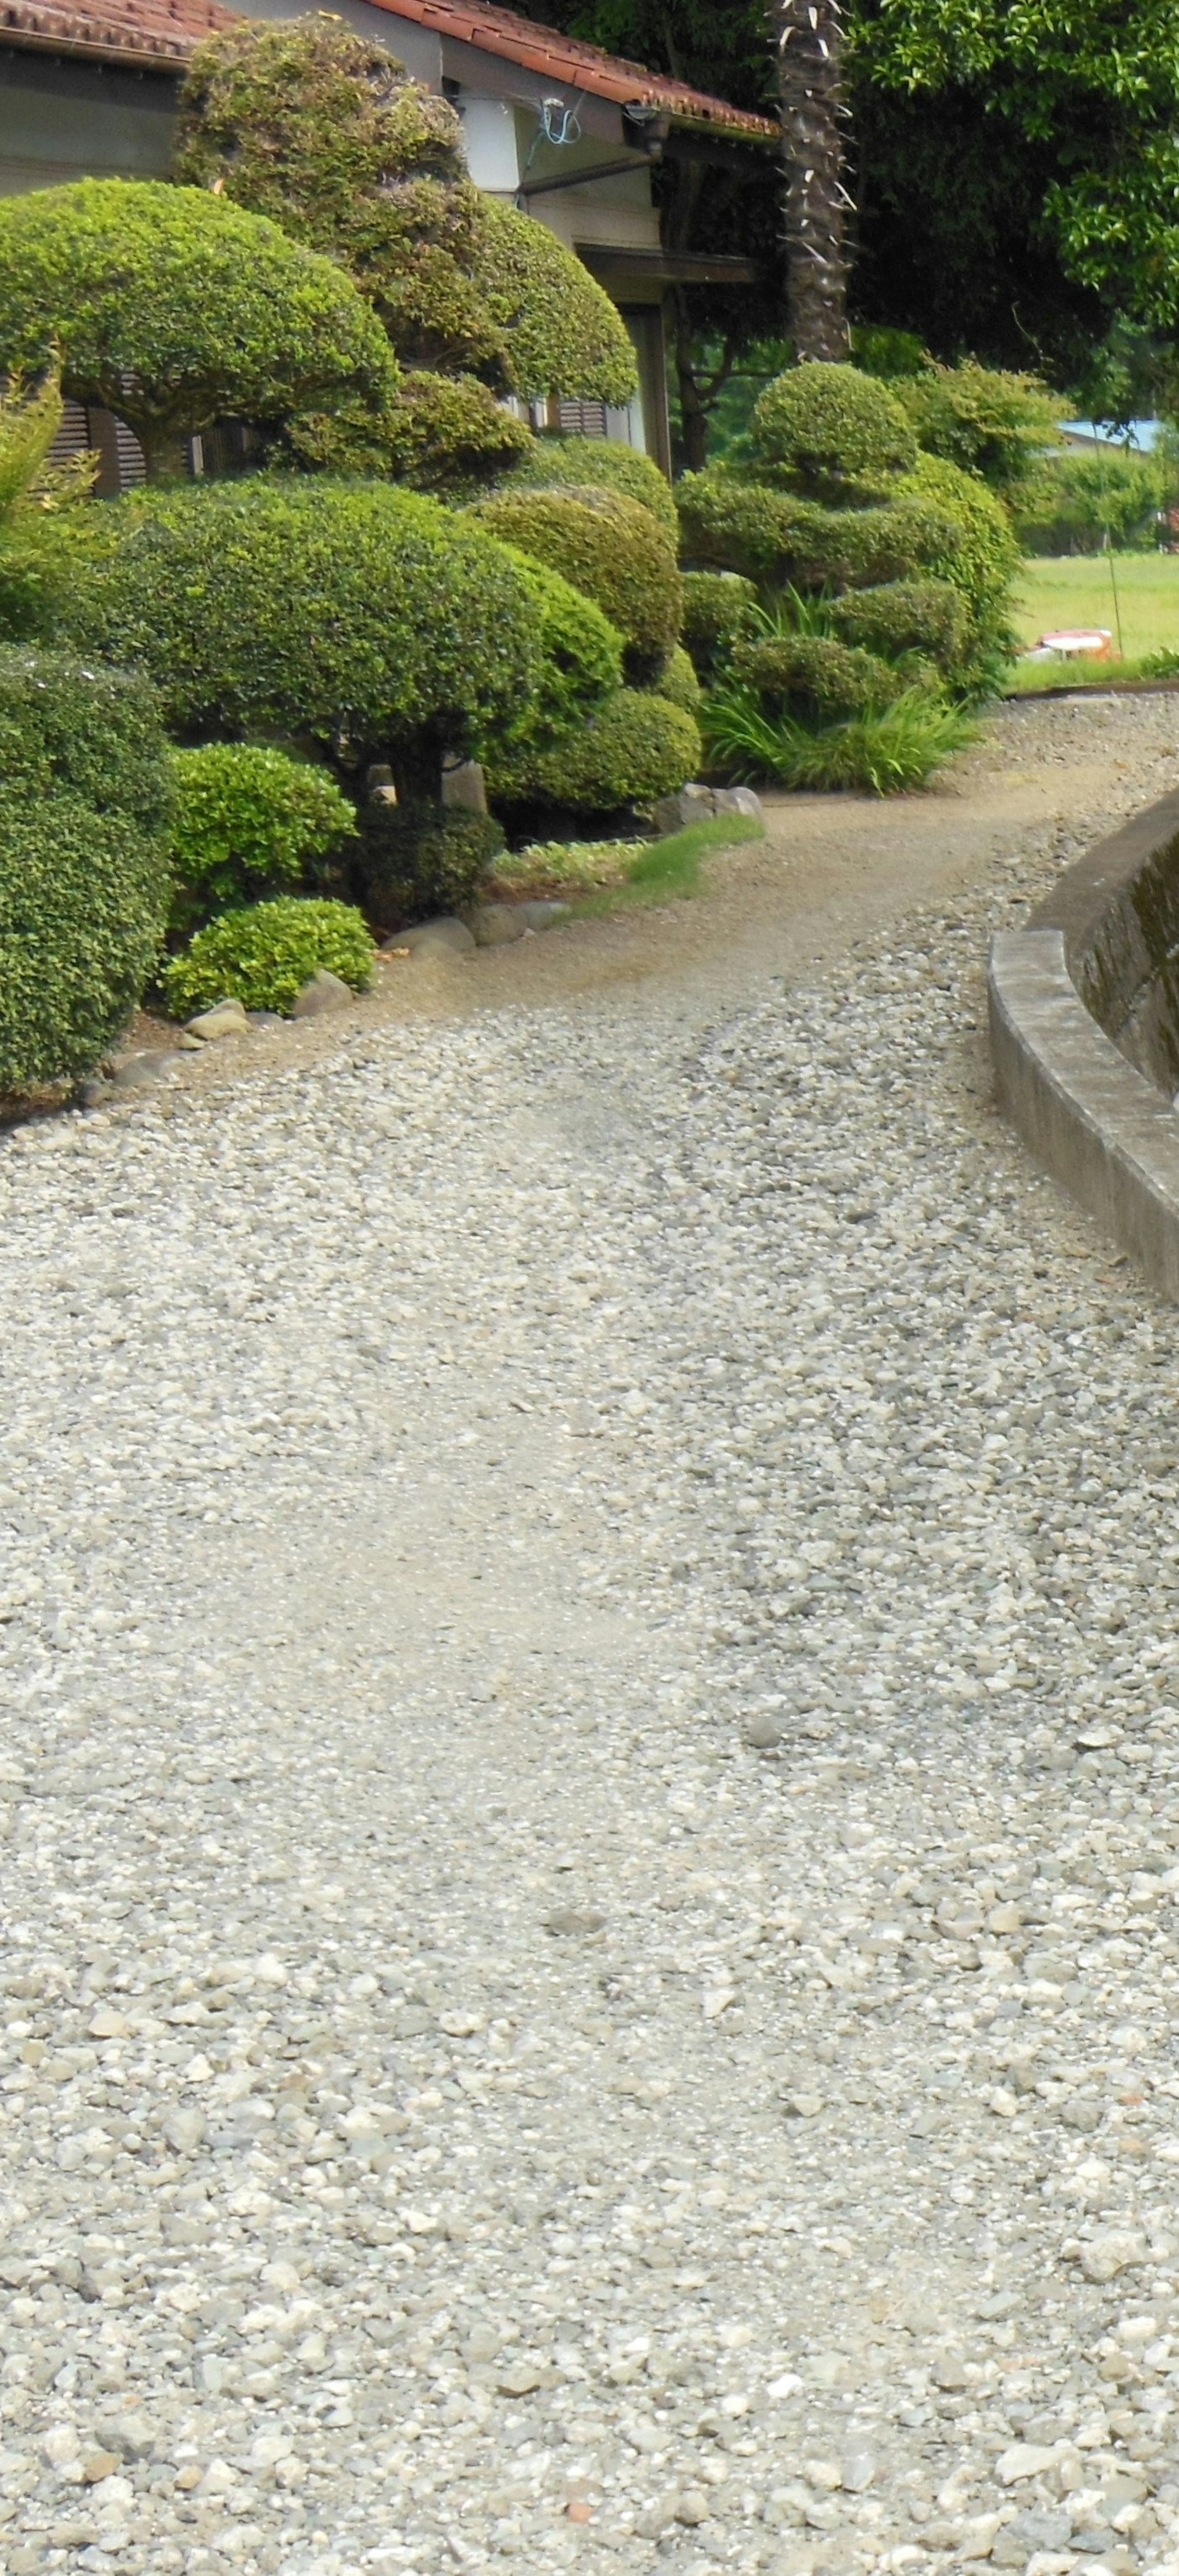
(1015, 554, 1179, 660)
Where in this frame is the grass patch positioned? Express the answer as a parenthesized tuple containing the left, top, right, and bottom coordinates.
(1014, 554, 1179, 660)
(488, 837, 649, 897)
(569, 813, 765, 915)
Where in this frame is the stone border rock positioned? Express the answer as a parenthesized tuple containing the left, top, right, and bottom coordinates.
(988, 786, 1179, 1297)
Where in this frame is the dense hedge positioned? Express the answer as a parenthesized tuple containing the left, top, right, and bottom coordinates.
(0, 646, 172, 1091)
(355, 804, 505, 930)
(169, 743, 357, 934)
(468, 486, 681, 676)
(486, 686, 699, 814)
(503, 432, 675, 535)
(175, 16, 500, 381)
(732, 633, 904, 715)
(0, 179, 397, 480)
(53, 477, 541, 767)
(750, 362, 917, 499)
(164, 895, 374, 1017)
(827, 577, 967, 669)
(471, 200, 637, 405)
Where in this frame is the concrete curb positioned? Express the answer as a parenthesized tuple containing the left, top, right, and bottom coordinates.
(989, 925, 1179, 1298)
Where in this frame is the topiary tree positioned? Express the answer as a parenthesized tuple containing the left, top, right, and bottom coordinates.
(383, 372, 533, 494)
(0, 647, 173, 1090)
(175, 14, 500, 380)
(51, 477, 542, 796)
(503, 430, 676, 536)
(470, 200, 637, 406)
(486, 686, 700, 818)
(0, 180, 398, 482)
(676, 469, 956, 589)
(466, 486, 682, 680)
(749, 360, 917, 498)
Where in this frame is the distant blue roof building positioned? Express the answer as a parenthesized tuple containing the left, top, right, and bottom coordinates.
(1057, 419, 1163, 453)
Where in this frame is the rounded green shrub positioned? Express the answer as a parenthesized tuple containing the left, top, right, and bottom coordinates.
(0, 178, 397, 481)
(652, 642, 702, 715)
(486, 686, 699, 814)
(827, 577, 967, 670)
(387, 371, 534, 492)
(505, 432, 676, 536)
(680, 570, 759, 675)
(677, 470, 955, 591)
(750, 362, 917, 499)
(502, 550, 623, 744)
(897, 452, 1020, 671)
(0, 644, 172, 834)
(470, 200, 637, 405)
(0, 795, 171, 1092)
(732, 632, 904, 715)
(168, 743, 357, 935)
(355, 804, 505, 931)
(163, 895, 374, 1018)
(54, 477, 541, 767)
(467, 486, 682, 677)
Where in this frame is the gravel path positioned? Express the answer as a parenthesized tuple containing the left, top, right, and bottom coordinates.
(8, 699, 1179, 2576)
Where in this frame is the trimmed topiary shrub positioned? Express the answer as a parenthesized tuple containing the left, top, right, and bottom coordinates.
(0, 643, 173, 1091)
(168, 744, 357, 936)
(0, 179, 397, 481)
(893, 362, 1058, 498)
(677, 471, 955, 592)
(827, 577, 967, 670)
(470, 200, 637, 405)
(750, 362, 918, 500)
(0, 370, 97, 642)
(175, 14, 501, 381)
(467, 486, 682, 679)
(354, 804, 505, 931)
(732, 632, 904, 716)
(897, 452, 1020, 681)
(486, 686, 699, 815)
(163, 895, 374, 1017)
(502, 551, 623, 744)
(652, 643, 702, 715)
(679, 570, 759, 678)
(386, 372, 533, 492)
(53, 477, 541, 777)
(504, 431, 676, 536)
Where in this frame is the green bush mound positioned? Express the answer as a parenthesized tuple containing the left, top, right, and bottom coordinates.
(0, 178, 397, 481)
(0, 645, 173, 1091)
(897, 452, 1020, 678)
(169, 743, 357, 936)
(652, 643, 702, 715)
(53, 476, 540, 772)
(680, 570, 759, 675)
(466, 486, 682, 677)
(487, 686, 699, 815)
(733, 632, 904, 716)
(355, 803, 505, 931)
(750, 361, 918, 499)
(893, 361, 1058, 498)
(387, 371, 534, 492)
(163, 895, 374, 1018)
(504, 552, 623, 743)
(827, 577, 967, 669)
(470, 199, 637, 406)
(678, 470, 957, 592)
(505, 433, 676, 537)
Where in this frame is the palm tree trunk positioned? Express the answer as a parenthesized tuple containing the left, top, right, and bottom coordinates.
(777, 0, 852, 363)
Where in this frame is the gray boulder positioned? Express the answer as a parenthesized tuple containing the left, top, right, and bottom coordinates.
(291, 969, 353, 1019)
(652, 784, 717, 835)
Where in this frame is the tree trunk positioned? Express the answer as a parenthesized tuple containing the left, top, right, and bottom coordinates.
(135, 423, 192, 482)
(777, 0, 852, 363)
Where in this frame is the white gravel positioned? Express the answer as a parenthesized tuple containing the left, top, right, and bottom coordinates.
(6, 698, 1179, 2576)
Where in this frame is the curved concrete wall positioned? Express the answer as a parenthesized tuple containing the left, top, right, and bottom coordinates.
(988, 786, 1179, 1298)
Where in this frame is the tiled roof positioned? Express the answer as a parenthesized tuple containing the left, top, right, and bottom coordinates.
(0, 0, 777, 137)
(0, 0, 234, 66)
(380, 0, 779, 140)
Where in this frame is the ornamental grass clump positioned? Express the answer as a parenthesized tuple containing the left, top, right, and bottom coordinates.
(163, 896, 374, 1018)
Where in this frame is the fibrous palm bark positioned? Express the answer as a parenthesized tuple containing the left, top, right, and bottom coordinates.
(777, 0, 852, 362)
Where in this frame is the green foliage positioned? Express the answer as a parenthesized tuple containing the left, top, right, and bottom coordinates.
(487, 687, 700, 814)
(894, 361, 1059, 496)
(0, 179, 396, 480)
(175, 14, 499, 380)
(467, 486, 682, 677)
(168, 744, 357, 936)
(504, 432, 676, 536)
(53, 477, 540, 769)
(503, 552, 623, 745)
(0, 645, 172, 1091)
(0, 370, 96, 639)
(1139, 647, 1179, 677)
(850, 324, 930, 380)
(163, 896, 374, 1018)
(897, 452, 1020, 675)
(354, 803, 505, 931)
(701, 676, 976, 794)
(732, 631, 904, 715)
(827, 576, 968, 667)
(385, 372, 533, 493)
(679, 569, 759, 675)
(749, 363, 918, 499)
(1011, 446, 1175, 554)
(653, 643, 703, 714)
(470, 200, 637, 405)
(677, 469, 958, 589)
